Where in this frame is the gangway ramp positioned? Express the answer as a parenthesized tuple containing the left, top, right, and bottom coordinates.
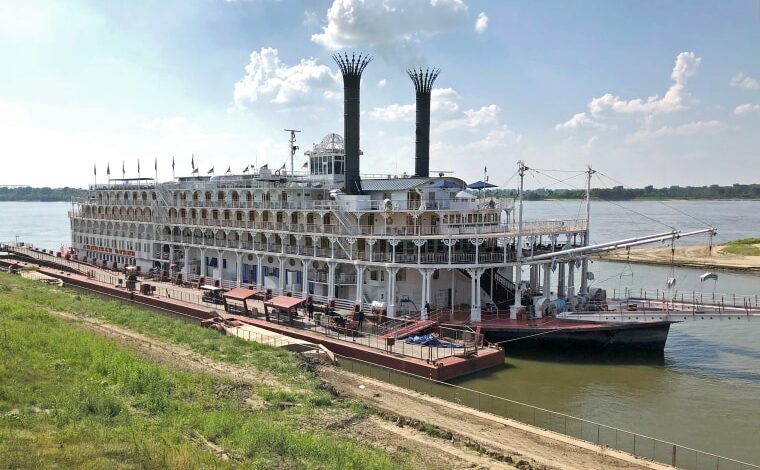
(380, 319, 437, 340)
(227, 324, 318, 353)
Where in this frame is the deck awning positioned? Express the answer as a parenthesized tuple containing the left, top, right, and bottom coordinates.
(223, 288, 259, 301)
(265, 295, 304, 310)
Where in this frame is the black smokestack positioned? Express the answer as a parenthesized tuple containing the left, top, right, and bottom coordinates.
(407, 67, 440, 178)
(333, 52, 372, 195)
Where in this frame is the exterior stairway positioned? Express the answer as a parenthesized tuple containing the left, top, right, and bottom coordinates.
(460, 268, 522, 310)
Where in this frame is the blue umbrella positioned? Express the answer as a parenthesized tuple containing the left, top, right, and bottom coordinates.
(467, 180, 497, 190)
(427, 180, 461, 189)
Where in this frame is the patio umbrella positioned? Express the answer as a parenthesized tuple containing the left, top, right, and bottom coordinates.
(467, 180, 497, 190)
(454, 190, 476, 199)
(427, 180, 461, 189)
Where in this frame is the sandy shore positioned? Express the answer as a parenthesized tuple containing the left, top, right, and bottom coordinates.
(596, 244, 760, 271)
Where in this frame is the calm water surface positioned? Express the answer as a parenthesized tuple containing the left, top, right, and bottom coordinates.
(2, 200, 759, 463)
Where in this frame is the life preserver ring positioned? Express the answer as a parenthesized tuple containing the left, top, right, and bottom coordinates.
(274, 169, 281, 176)
(601, 301, 608, 311)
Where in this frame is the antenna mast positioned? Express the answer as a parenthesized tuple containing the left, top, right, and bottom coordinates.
(284, 129, 301, 175)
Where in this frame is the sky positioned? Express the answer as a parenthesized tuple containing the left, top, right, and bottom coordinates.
(0, 0, 758, 190)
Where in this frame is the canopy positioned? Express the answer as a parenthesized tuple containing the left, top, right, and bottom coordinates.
(426, 180, 460, 189)
(223, 287, 259, 301)
(467, 180, 497, 190)
(454, 190, 476, 199)
(265, 295, 304, 310)
(200, 285, 223, 291)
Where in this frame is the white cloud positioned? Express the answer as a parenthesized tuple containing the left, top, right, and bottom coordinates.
(626, 120, 724, 143)
(376, 79, 387, 89)
(475, 11, 488, 33)
(303, 10, 319, 25)
(370, 103, 415, 122)
(730, 73, 760, 90)
(311, 0, 468, 60)
(554, 112, 607, 131)
(586, 52, 701, 118)
(322, 90, 342, 102)
(734, 103, 760, 115)
(583, 136, 599, 150)
(438, 104, 500, 131)
(142, 116, 232, 142)
(474, 12, 488, 33)
(233, 47, 339, 108)
(370, 87, 461, 121)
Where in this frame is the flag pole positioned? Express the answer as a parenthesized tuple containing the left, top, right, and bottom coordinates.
(94, 163, 97, 187)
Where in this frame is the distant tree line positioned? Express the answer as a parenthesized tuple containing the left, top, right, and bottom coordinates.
(0, 186, 86, 202)
(491, 184, 760, 201)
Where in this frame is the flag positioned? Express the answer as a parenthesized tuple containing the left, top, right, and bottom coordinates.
(154, 157, 157, 171)
(94, 164, 97, 176)
(122, 161, 125, 177)
(484, 166, 487, 173)
(191, 154, 195, 170)
(106, 163, 110, 176)
(301, 160, 308, 169)
(207, 167, 214, 175)
(138, 159, 141, 176)
(242, 165, 249, 173)
(192, 168, 199, 175)
(171, 156, 175, 172)
(278, 163, 286, 171)
(225, 166, 231, 175)
(260, 163, 268, 170)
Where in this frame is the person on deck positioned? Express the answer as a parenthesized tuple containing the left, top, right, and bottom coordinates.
(306, 301, 314, 320)
(424, 301, 431, 319)
(356, 308, 365, 330)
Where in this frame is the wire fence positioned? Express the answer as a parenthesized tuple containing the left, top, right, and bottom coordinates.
(335, 354, 759, 470)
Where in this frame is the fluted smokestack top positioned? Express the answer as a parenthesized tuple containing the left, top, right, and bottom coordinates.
(407, 67, 440, 94)
(333, 52, 371, 195)
(333, 53, 372, 82)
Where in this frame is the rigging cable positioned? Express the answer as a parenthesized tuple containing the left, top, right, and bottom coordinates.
(594, 170, 714, 228)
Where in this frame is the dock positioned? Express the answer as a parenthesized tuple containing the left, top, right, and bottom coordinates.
(3, 245, 504, 381)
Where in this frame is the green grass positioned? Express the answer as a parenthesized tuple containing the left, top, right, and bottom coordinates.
(0, 273, 406, 469)
(722, 238, 760, 256)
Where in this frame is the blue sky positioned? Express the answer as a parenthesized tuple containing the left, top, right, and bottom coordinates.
(1, 0, 758, 189)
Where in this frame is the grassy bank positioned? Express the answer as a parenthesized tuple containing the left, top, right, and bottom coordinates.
(0, 273, 405, 469)
(722, 238, 760, 256)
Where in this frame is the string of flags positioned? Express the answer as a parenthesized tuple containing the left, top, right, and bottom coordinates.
(93, 154, 310, 184)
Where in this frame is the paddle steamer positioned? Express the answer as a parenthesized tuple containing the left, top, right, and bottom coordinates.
(68, 53, 715, 351)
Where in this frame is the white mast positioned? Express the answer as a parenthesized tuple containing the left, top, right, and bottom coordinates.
(285, 129, 301, 175)
(510, 160, 527, 318)
(580, 165, 595, 294)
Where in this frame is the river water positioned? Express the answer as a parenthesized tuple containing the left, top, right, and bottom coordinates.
(2, 200, 759, 464)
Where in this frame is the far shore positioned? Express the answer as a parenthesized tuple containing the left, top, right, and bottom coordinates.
(596, 244, 760, 272)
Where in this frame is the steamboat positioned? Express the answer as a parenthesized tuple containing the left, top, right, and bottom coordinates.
(67, 53, 720, 352)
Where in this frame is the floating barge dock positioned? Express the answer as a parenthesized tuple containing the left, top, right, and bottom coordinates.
(3, 246, 504, 381)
